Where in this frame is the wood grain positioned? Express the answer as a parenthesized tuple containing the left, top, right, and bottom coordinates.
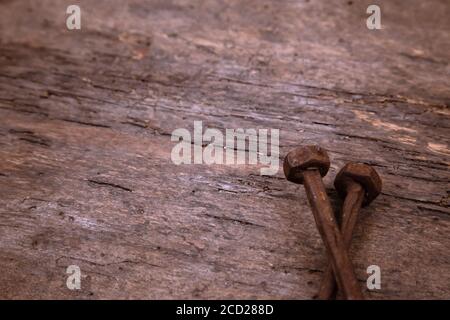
(0, 0, 449, 299)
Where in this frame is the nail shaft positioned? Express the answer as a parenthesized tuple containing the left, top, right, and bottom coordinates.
(316, 180, 365, 299)
(302, 170, 364, 300)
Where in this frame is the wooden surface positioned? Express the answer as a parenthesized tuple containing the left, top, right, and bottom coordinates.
(0, 0, 449, 299)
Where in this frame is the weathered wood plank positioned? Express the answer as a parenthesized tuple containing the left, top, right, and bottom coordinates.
(0, 0, 449, 299)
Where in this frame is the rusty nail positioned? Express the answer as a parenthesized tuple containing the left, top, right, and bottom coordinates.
(316, 162, 382, 300)
(284, 146, 364, 300)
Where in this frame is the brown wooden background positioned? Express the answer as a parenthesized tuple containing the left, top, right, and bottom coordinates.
(0, 0, 449, 299)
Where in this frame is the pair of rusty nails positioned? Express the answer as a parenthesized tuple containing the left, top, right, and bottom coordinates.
(284, 145, 382, 300)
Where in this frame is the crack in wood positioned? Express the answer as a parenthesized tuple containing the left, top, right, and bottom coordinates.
(87, 179, 133, 192)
